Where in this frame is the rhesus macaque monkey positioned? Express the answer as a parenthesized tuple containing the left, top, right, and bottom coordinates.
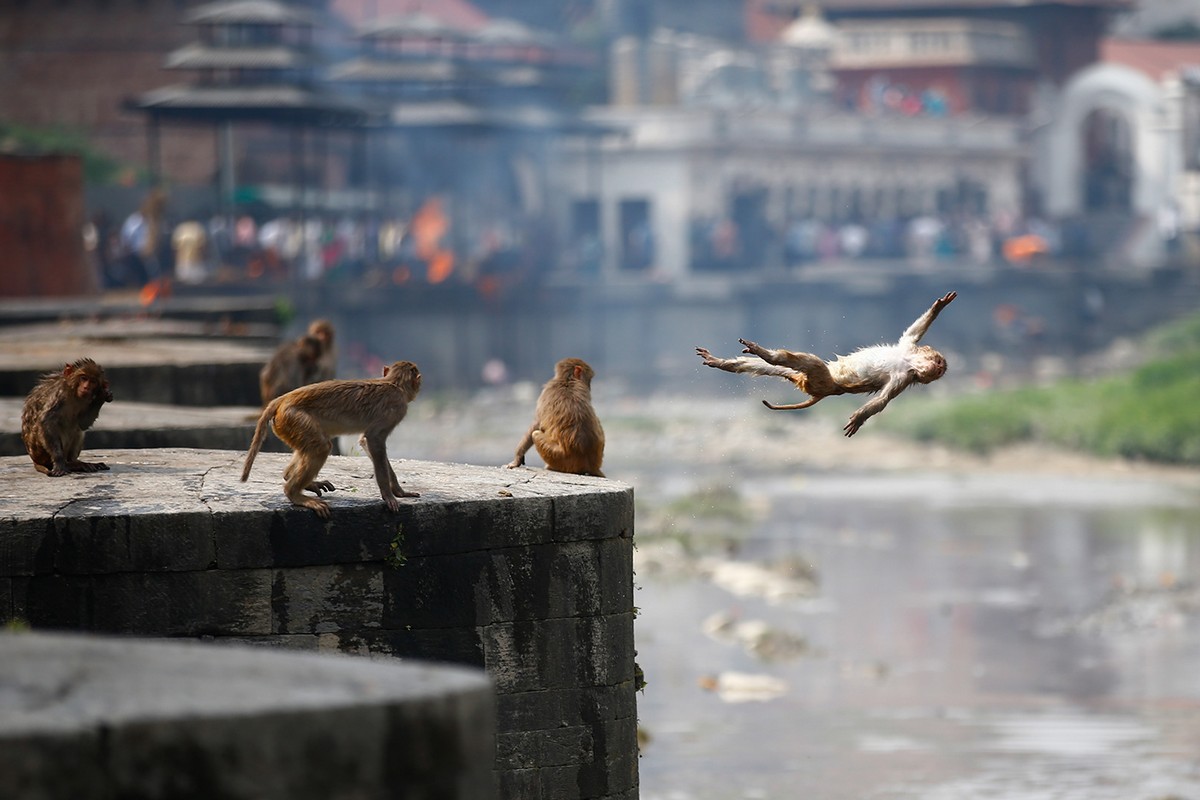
(259, 333, 323, 406)
(242, 360, 422, 518)
(697, 291, 957, 437)
(507, 357, 606, 477)
(305, 319, 336, 384)
(21, 358, 114, 476)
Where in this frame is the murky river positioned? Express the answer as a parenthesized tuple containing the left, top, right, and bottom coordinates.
(398, 390, 1200, 800)
(632, 468, 1200, 800)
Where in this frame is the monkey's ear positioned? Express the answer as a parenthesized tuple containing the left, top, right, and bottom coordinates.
(62, 363, 74, 376)
(381, 365, 391, 378)
(573, 364, 584, 380)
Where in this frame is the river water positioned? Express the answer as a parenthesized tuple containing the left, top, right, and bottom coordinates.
(632, 467, 1200, 800)
(396, 389, 1200, 800)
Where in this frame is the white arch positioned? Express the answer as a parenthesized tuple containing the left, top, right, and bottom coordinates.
(1042, 62, 1165, 217)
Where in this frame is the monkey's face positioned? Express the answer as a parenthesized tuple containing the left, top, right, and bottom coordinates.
(914, 347, 947, 384)
(77, 372, 113, 403)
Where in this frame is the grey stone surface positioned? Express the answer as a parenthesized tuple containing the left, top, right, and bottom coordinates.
(0, 631, 495, 800)
(0, 322, 274, 406)
(0, 449, 640, 799)
(0, 398, 290, 457)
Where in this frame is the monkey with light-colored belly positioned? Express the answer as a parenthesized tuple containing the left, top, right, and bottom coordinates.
(697, 291, 957, 437)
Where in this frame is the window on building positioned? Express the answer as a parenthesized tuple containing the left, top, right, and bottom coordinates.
(619, 198, 654, 271)
(570, 199, 602, 275)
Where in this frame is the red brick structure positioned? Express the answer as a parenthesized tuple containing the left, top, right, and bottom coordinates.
(0, 154, 94, 297)
(0, 0, 294, 184)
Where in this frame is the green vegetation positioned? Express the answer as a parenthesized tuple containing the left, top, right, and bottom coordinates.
(881, 312, 1200, 464)
(0, 122, 123, 184)
(386, 524, 407, 568)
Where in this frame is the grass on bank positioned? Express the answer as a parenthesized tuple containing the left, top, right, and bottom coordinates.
(880, 314, 1200, 464)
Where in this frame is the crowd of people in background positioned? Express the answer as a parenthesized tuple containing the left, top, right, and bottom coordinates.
(87, 189, 1140, 296)
(689, 209, 1068, 272)
(86, 192, 555, 296)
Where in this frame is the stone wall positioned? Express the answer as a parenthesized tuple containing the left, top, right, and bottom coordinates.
(0, 450, 639, 800)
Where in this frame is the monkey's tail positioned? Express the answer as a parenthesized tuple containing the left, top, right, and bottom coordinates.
(762, 397, 820, 411)
(241, 398, 281, 481)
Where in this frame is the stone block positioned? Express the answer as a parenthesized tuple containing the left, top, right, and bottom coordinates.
(212, 509, 274, 569)
(495, 725, 594, 770)
(497, 765, 584, 800)
(382, 551, 492, 630)
(0, 576, 11, 622)
(496, 685, 636, 732)
(87, 569, 272, 636)
(265, 507, 402, 568)
(400, 497, 554, 557)
(52, 511, 215, 574)
(481, 613, 635, 693)
(0, 517, 55, 577)
(552, 490, 635, 543)
(271, 564, 385, 635)
(358, 627, 485, 668)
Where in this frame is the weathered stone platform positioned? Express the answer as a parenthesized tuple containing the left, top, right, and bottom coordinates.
(0, 398, 288, 456)
(0, 319, 274, 406)
(0, 631, 494, 800)
(0, 450, 639, 800)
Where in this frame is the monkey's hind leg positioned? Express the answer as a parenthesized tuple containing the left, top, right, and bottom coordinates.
(282, 443, 336, 495)
(739, 339, 841, 398)
(281, 442, 333, 519)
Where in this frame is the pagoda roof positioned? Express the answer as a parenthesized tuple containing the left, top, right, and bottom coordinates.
(184, 0, 317, 26)
(814, 0, 1131, 12)
(132, 83, 372, 124)
(358, 12, 472, 40)
(329, 56, 460, 82)
(165, 43, 322, 70)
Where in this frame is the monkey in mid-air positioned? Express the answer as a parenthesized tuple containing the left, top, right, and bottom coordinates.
(507, 357, 606, 477)
(258, 320, 337, 406)
(242, 360, 422, 518)
(21, 358, 114, 476)
(697, 291, 957, 437)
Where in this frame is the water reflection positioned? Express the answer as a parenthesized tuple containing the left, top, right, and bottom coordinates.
(635, 469, 1200, 800)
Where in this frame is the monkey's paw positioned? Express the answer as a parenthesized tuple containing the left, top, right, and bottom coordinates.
(739, 338, 766, 357)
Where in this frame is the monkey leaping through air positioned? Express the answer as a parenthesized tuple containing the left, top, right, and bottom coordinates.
(696, 291, 957, 437)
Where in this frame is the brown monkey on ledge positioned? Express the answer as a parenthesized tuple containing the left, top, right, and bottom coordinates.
(697, 291, 957, 437)
(507, 357, 606, 477)
(242, 360, 422, 518)
(21, 358, 114, 476)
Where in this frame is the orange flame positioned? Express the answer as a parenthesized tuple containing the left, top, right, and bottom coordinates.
(412, 197, 455, 284)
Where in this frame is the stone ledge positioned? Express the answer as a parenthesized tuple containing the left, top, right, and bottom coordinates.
(0, 398, 290, 457)
(0, 449, 639, 800)
(0, 631, 495, 800)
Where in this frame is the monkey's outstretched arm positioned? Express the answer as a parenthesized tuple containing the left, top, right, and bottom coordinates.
(900, 291, 957, 344)
(843, 374, 913, 437)
(507, 423, 538, 468)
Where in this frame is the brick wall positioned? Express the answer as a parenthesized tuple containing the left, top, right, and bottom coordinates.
(0, 153, 94, 297)
(0, 1, 219, 182)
